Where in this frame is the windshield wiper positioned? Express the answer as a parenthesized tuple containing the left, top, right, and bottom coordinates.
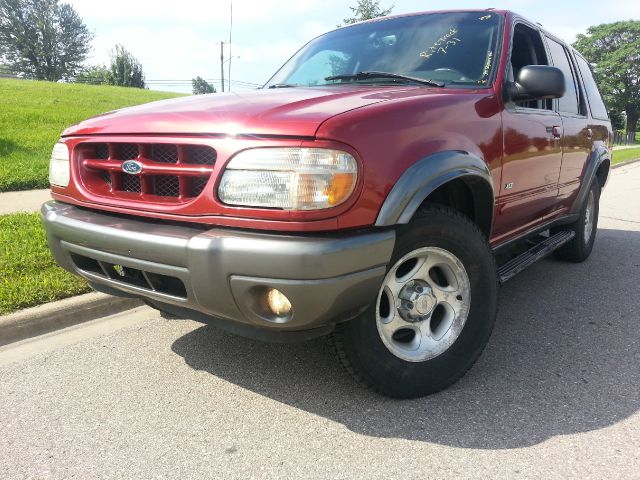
(324, 71, 445, 88)
(267, 83, 299, 89)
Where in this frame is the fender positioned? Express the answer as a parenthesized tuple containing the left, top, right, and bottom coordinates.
(569, 143, 611, 214)
(375, 150, 494, 235)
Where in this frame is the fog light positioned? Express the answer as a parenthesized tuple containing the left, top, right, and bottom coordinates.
(265, 288, 292, 316)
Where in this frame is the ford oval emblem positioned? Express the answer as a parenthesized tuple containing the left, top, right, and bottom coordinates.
(121, 160, 143, 175)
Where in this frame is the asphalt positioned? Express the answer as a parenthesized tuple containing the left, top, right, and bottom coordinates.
(1, 164, 639, 479)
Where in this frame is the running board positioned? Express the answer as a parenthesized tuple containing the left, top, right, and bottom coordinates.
(497, 230, 575, 284)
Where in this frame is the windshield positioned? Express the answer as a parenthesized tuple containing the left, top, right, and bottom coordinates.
(265, 12, 503, 89)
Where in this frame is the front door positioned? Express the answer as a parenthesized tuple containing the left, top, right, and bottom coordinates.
(492, 22, 562, 243)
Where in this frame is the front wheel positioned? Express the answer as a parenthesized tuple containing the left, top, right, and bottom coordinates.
(332, 206, 498, 398)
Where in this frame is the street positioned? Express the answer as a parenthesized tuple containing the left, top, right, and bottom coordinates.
(1, 163, 639, 479)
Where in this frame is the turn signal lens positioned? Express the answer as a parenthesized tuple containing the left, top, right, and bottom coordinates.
(218, 147, 357, 210)
(325, 173, 356, 206)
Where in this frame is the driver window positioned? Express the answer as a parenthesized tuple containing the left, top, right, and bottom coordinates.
(510, 24, 552, 110)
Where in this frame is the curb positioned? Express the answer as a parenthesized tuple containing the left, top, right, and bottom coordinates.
(612, 157, 640, 169)
(0, 293, 142, 347)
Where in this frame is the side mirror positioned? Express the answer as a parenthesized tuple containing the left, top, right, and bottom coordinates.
(507, 65, 565, 102)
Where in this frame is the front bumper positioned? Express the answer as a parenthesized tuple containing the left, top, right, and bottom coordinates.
(42, 202, 394, 336)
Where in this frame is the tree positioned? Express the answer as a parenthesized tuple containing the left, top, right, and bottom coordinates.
(107, 44, 145, 88)
(0, 62, 15, 77)
(574, 21, 640, 139)
(608, 109, 625, 131)
(339, 0, 393, 27)
(75, 64, 109, 85)
(192, 76, 216, 94)
(0, 0, 93, 81)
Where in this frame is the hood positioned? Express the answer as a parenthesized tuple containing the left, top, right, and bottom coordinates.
(62, 86, 421, 138)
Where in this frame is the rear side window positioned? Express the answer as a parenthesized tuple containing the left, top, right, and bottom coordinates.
(546, 38, 580, 115)
(574, 54, 609, 120)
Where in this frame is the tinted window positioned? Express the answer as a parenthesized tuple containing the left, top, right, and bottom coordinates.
(546, 38, 580, 114)
(266, 12, 502, 88)
(575, 54, 609, 120)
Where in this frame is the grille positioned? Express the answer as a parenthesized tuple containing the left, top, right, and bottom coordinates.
(151, 144, 178, 163)
(154, 175, 180, 197)
(117, 143, 139, 160)
(184, 145, 216, 165)
(122, 174, 141, 193)
(95, 143, 109, 160)
(192, 177, 209, 197)
(80, 142, 216, 200)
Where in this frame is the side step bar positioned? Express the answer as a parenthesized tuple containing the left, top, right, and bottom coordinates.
(497, 230, 575, 284)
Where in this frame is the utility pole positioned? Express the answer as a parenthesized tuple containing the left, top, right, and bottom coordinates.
(228, 0, 233, 92)
(220, 41, 225, 93)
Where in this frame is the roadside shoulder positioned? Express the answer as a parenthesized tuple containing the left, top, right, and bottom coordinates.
(0, 292, 142, 347)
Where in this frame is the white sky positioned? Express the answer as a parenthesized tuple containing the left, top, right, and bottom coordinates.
(67, 0, 640, 94)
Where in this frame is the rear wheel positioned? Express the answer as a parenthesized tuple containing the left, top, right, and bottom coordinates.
(332, 206, 498, 398)
(553, 182, 600, 262)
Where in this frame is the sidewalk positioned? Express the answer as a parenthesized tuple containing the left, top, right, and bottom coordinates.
(0, 189, 51, 215)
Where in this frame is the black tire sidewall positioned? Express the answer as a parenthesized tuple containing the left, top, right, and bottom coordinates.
(555, 182, 600, 262)
(339, 208, 498, 397)
(576, 182, 600, 256)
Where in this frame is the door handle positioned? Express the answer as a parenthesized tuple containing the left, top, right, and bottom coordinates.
(552, 126, 563, 139)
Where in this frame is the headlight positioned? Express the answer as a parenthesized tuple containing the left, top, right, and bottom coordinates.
(218, 148, 358, 210)
(48, 142, 70, 187)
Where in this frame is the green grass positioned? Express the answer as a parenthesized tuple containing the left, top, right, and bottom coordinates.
(0, 78, 184, 192)
(612, 147, 640, 165)
(0, 212, 90, 315)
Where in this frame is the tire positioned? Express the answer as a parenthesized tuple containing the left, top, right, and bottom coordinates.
(553, 182, 600, 263)
(332, 206, 498, 398)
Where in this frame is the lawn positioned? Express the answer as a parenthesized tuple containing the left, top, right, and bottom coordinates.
(0, 212, 90, 315)
(0, 78, 183, 192)
(612, 147, 640, 165)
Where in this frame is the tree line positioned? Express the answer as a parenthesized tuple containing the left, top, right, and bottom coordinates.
(0, 0, 147, 87)
(0, 0, 638, 133)
(0, 0, 211, 92)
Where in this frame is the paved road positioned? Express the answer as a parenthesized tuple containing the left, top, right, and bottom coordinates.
(1, 165, 639, 479)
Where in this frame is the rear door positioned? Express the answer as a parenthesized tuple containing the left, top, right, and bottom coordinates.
(544, 36, 592, 209)
(573, 53, 612, 164)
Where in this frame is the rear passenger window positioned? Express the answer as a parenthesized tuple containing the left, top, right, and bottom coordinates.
(546, 38, 580, 115)
(575, 54, 609, 120)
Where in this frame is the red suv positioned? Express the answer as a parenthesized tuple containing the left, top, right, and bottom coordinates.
(43, 9, 612, 397)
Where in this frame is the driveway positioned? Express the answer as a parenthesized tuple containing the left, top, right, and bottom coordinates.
(1, 163, 639, 479)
